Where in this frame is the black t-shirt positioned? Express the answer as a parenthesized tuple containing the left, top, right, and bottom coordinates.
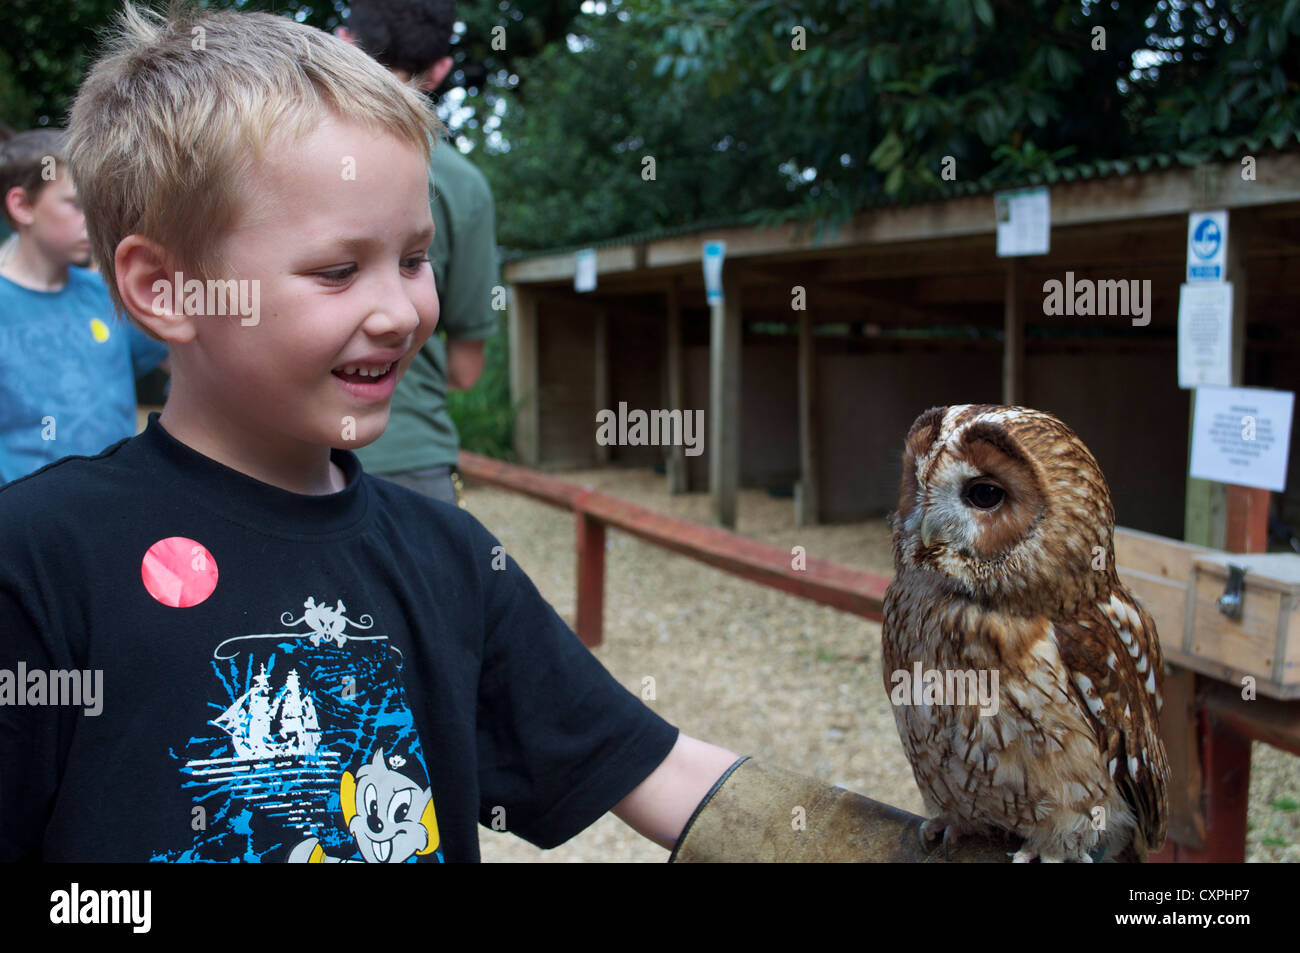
(0, 414, 677, 862)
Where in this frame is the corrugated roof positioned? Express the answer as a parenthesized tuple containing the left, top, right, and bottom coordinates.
(500, 131, 1300, 263)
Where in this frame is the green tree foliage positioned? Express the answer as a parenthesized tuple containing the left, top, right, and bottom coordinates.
(0, 0, 349, 128)
(614, 0, 1300, 233)
(1, 0, 125, 127)
(473, 8, 812, 250)
(450, 1, 583, 100)
(0, 0, 583, 130)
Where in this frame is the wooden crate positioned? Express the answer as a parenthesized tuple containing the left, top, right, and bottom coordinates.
(1114, 527, 1300, 700)
(1186, 553, 1300, 697)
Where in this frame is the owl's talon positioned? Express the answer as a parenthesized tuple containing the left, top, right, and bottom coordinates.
(919, 816, 961, 852)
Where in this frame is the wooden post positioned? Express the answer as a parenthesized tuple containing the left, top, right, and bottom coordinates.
(1175, 464, 1267, 861)
(1002, 258, 1023, 406)
(1184, 210, 1247, 549)
(710, 265, 742, 529)
(1148, 667, 1206, 861)
(1157, 209, 1255, 862)
(1187, 703, 1252, 862)
(665, 278, 688, 493)
(594, 308, 610, 465)
(795, 307, 820, 526)
(1225, 485, 1271, 553)
(508, 284, 540, 466)
(575, 509, 606, 647)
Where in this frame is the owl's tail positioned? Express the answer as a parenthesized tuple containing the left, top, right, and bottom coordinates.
(1112, 829, 1153, 863)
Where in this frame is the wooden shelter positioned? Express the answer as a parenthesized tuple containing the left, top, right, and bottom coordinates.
(503, 148, 1300, 540)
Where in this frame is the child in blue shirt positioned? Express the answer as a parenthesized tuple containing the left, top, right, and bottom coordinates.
(0, 128, 168, 483)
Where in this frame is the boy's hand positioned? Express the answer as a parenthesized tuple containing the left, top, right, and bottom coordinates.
(612, 734, 742, 851)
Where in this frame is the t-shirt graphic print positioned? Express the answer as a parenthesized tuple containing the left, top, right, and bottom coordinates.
(151, 595, 442, 863)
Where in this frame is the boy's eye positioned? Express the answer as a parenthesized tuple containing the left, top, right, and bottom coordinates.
(317, 265, 356, 285)
(315, 257, 428, 286)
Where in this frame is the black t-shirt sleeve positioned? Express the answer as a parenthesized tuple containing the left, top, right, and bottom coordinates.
(467, 515, 678, 849)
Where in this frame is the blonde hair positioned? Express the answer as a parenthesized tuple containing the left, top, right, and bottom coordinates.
(67, 0, 443, 319)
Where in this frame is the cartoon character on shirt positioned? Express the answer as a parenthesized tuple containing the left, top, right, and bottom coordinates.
(287, 748, 440, 863)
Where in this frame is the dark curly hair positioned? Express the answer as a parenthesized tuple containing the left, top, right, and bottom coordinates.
(346, 0, 456, 77)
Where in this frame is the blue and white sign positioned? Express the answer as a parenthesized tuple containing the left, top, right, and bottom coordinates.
(703, 241, 726, 305)
(574, 248, 597, 292)
(1186, 210, 1227, 282)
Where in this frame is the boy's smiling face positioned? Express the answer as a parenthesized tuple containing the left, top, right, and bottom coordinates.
(148, 114, 438, 488)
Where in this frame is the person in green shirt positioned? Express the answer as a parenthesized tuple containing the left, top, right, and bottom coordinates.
(338, 0, 499, 505)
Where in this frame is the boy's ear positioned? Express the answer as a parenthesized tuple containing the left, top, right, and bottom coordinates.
(4, 185, 35, 228)
(113, 234, 198, 345)
(418, 57, 454, 93)
(334, 25, 354, 45)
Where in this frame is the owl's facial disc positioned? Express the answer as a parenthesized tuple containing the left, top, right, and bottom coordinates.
(903, 415, 1049, 597)
(914, 459, 997, 554)
(895, 404, 1115, 608)
(918, 476, 1008, 545)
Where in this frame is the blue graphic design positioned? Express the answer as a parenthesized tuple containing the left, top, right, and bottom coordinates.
(151, 598, 442, 863)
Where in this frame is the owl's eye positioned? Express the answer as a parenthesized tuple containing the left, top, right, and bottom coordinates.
(964, 482, 1005, 510)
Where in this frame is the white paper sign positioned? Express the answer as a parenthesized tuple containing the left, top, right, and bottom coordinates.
(1186, 210, 1227, 282)
(703, 240, 726, 305)
(995, 188, 1050, 256)
(1178, 282, 1233, 389)
(574, 248, 596, 292)
(1190, 386, 1294, 491)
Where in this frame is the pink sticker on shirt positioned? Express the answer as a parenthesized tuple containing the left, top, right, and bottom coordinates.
(142, 537, 219, 608)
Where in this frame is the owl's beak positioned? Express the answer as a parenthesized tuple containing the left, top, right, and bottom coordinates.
(920, 513, 939, 547)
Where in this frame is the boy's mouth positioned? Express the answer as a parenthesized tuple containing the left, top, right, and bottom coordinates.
(332, 362, 394, 384)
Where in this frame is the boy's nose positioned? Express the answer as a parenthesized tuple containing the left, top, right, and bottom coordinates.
(368, 287, 424, 338)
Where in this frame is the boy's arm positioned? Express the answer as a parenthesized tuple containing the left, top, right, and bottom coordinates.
(432, 166, 498, 391)
(612, 733, 742, 851)
(446, 339, 485, 391)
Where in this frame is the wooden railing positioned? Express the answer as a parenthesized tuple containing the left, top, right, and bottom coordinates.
(457, 452, 891, 646)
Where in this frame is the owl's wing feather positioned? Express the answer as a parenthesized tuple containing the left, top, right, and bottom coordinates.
(1053, 590, 1169, 858)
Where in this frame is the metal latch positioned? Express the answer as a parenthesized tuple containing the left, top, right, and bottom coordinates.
(1216, 564, 1247, 620)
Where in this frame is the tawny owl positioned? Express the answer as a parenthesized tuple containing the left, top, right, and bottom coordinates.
(882, 404, 1170, 863)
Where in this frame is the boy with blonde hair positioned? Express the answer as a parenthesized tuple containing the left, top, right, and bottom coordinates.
(0, 127, 167, 482)
(0, 1, 737, 862)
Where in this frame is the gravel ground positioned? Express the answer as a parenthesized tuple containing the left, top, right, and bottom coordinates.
(463, 466, 1297, 863)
